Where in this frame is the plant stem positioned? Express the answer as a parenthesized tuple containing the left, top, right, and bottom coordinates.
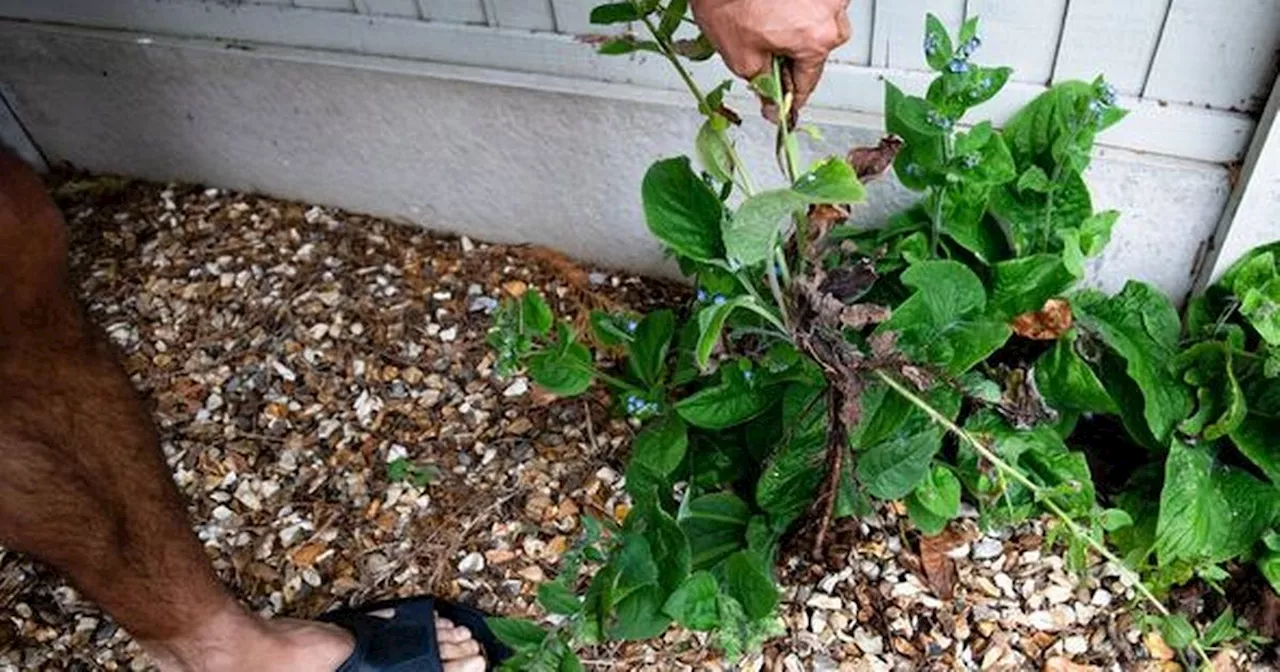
(873, 369, 1213, 668)
(930, 185, 948, 256)
(640, 15, 756, 196)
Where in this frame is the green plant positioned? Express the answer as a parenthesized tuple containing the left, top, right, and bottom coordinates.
(484, 4, 1280, 668)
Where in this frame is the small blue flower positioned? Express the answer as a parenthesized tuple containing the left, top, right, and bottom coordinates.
(957, 36, 981, 58)
(1097, 81, 1118, 107)
(712, 295, 727, 306)
(905, 163, 923, 177)
(923, 34, 940, 56)
(960, 154, 979, 169)
(624, 395, 643, 413)
(926, 111, 953, 131)
(625, 319, 638, 334)
(696, 288, 708, 302)
(947, 58, 970, 74)
(742, 370, 754, 383)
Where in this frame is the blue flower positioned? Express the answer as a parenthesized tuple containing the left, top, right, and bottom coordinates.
(696, 288, 708, 302)
(712, 295, 727, 305)
(1097, 81, 1118, 107)
(624, 319, 638, 334)
(742, 370, 754, 383)
(926, 111, 954, 131)
(947, 59, 970, 74)
(957, 36, 981, 58)
(624, 395, 644, 413)
(924, 34, 940, 56)
(960, 154, 979, 169)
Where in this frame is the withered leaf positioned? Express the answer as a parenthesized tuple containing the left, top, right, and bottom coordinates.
(847, 136, 904, 182)
(997, 366, 1059, 430)
(818, 258, 878, 301)
(840, 303, 891, 330)
(1011, 298, 1073, 340)
(919, 526, 963, 599)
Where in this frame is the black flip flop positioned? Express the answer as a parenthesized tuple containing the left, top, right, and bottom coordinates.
(318, 596, 512, 671)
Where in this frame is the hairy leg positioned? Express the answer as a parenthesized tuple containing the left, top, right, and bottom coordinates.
(0, 152, 484, 672)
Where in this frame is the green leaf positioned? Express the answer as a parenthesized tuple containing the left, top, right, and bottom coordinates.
(678, 492, 751, 569)
(1017, 166, 1052, 193)
(632, 414, 688, 478)
(612, 532, 659, 605)
(1240, 277, 1280, 346)
(723, 189, 805, 267)
(792, 157, 867, 204)
(663, 571, 720, 631)
(639, 503, 692, 594)
(527, 339, 594, 396)
(1079, 210, 1118, 256)
(676, 374, 774, 430)
(560, 649, 585, 672)
(906, 465, 960, 535)
(627, 309, 675, 387)
(1261, 550, 1280, 594)
(877, 260, 1010, 374)
(589, 2, 642, 24)
(1034, 330, 1118, 415)
(923, 13, 954, 71)
(1174, 342, 1246, 441)
(721, 551, 778, 620)
(938, 186, 1009, 264)
(657, 0, 686, 38)
(951, 127, 1016, 187)
(1099, 508, 1134, 532)
(990, 170, 1093, 256)
(538, 583, 582, 616)
(750, 72, 782, 105)
(958, 16, 980, 45)
(589, 310, 633, 347)
(487, 617, 549, 652)
(694, 296, 762, 370)
(858, 428, 946, 500)
(597, 36, 662, 55)
(885, 82, 947, 142)
(696, 121, 735, 184)
(610, 585, 671, 640)
(520, 290, 554, 336)
(756, 385, 828, 525)
(1157, 613, 1197, 649)
(988, 254, 1077, 320)
(1202, 608, 1242, 647)
(642, 157, 726, 262)
(1073, 283, 1191, 445)
(1231, 410, 1280, 485)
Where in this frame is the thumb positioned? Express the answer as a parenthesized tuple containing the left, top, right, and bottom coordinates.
(789, 55, 826, 113)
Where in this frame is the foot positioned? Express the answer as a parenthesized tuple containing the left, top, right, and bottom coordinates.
(144, 603, 486, 672)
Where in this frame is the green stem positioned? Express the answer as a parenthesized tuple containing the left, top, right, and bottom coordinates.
(931, 185, 948, 256)
(641, 15, 756, 196)
(874, 370, 1213, 668)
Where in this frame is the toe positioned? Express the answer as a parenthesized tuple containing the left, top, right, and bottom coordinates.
(443, 656, 486, 672)
(440, 639, 481, 661)
(436, 625, 474, 644)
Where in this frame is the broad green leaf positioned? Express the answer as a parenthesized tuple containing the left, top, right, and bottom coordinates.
(756, 385, 828, 525)
(1074, 283, 1191, 445)
(695, 296, 759, 370)
(1221, 244, 1280, 297)
(858, 428, 946, 500)
(923, 13, 953, 71)
(1017, 166, 1052, 193)
(560, 650, 585, 672)
(632, 414, 688, 478)
(906, 465, 960, 535)
(1260, 550, 1280, 594)
(527, 340, 594, 397)
(663, 571, 720, 631)
(1099, 508, 1134, 532)
(1157, 613, 1197, 649)
(938, 186, 1008, 264)
(589, 2, 642, 24)
(1174, 342, 1245, 441)
(696, 121, 735, 184)
(1155, 442, 1278, 564)
(1240, 277, 1280, 346)
(1231, 411, 1280, 485)
(721, 551, 778, 620)
(487, 617, 549, 652)
(610, 585, 671, 641)
(792, 157, 867, 204)
(612, 533, 659, 604)
(988, 254, 1077, 320)
(1079, 210, 1118, 256)
(723, 189, 805, 266)
(538, 583, 582, 616)
(642, 157, 726, 262)
(877, 260, 1010, 374)
(589, 310, 634, 347)
(627, 309, 675, 387)
(951, 128, 1016, 187)
(750, 72, 782, 105)
(678, 491, 750, 569)
(990, 170, 1093, 256)
(676, 374, 774, 430)
(521, 290, 554, 336)
(1034, 330, 1117, 415)
(958, 16, 980, 45)
(885, 82, 947, 142)
(1002, 80, 1123, 174)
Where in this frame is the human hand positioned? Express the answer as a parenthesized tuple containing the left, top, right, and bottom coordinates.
(690, 0, 851, 116)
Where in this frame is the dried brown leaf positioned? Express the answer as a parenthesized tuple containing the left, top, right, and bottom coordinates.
(818, 258, 877, 301)
(1044, 657, 1102, 672)
(996, 366, 1059, 430)
(839, 303, 890, 330)
(919, 526, 963, 599)
(1011, 298, 1073, 340)
(846, 136, 904, 182)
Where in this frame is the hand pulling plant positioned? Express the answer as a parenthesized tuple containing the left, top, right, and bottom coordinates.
(485, 3, 1280, 669)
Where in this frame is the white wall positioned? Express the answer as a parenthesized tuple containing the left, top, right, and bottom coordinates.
(0, 0, 1275, 299)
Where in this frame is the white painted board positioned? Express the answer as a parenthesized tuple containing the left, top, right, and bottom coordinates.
(491, 0, 555, 31)
(294, 0, 354, 11)
(830, 0, 874, 66)
(1144, 0, 1280, 112)
(1052, 0, 1167, 94)
(355, 0, 418, 17)
(872, 0, 965, 71)
(417, 0, 486, 24)
(966, 0, 1067, 85)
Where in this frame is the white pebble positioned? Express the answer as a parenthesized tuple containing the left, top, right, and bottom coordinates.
(458, 552, 485, 574)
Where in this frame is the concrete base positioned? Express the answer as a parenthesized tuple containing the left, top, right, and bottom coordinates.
(0, 23, 1230, 299)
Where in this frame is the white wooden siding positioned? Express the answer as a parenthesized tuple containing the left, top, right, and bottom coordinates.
(489, 0, 555, 31)
(294, 0, 355, 11)
(871, 0, 966, 70)
(966, 0, 1068, 85)
(417, 0, 486, 24)
(1051, 0, 1168, 95)
(830, 0, 874, 66)
(1144, 0, 1280, 111)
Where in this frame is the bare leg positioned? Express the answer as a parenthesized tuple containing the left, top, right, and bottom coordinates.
(0, 152, 482, 671)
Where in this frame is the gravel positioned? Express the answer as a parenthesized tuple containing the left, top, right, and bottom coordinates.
(0, 175, 1261, 671)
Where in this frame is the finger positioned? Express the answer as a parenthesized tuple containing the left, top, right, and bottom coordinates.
(440, 639, 481, 660)
(436, 625, 474, 644)
(836, 10, 852, 46)
(721, 48, 771, 82)
(444, 656, 486, 672)
(789, 56, 827, 113)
